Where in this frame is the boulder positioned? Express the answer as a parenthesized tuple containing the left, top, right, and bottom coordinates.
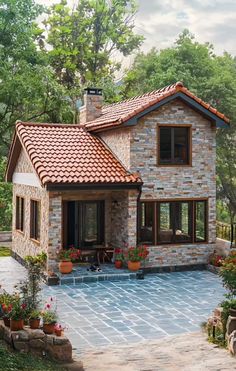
(228, 330, 236, 355)
(226, 316, 236, 336)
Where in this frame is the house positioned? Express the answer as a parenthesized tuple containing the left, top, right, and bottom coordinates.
(5, 82, 229, 275)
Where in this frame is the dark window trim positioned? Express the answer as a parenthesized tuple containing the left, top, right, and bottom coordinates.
(30, 199, 40, 242)
(138, 199, 208, 245)
(157, 124, 192, 167)
(16, 195, 24, 232)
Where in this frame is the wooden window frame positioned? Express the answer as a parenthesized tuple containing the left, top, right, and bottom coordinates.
(138, 198, 208, 245)
(157, 124, 192, 167)
(30, 199, 41, 242)
(15, 195, 24, 233)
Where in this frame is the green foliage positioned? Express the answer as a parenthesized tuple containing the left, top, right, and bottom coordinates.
(41, 309, 57, 324)
(0, 157, 12, 230)
(29, 309, 41, 320)
(0, 246, 11, 257)
(219, 251, 236, 296)
(0, 340, 66, 371)
(10, 299, 27, 320)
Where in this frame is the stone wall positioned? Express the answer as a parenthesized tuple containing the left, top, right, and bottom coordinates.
(0, 321, 72, 363)
(12, 183, 49, 259)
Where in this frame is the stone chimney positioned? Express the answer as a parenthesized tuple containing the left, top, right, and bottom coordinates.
(79, 88, 103, 125)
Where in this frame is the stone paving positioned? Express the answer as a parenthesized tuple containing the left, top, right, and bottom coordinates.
(0, 257, 226, 356)
(44, 270, 226, 354)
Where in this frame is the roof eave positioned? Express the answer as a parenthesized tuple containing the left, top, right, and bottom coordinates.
(45, 181, 143, 191)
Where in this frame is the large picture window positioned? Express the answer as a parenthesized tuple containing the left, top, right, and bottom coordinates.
(30, 200, 40, 241)
(16, 196, 24, 232)
(158, 126, 191, 165)
(139, 200, 207, 245)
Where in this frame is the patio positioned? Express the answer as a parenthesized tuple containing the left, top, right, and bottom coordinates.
(0, 257, 226, 355)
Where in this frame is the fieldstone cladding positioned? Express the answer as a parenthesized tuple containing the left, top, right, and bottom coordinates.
(100, 98, 217, 267)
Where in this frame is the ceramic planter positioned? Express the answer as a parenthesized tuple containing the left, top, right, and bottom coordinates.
(29, 318, 40, 329)
(55, 329, 63, 337)
(59, 261, 73, 274)
(128, 261, 141, 271)
(10, 319, 24, 331)
(115, 260, 123, 269)
(43, 323, 55, 334)
(3, 317, 10, 327)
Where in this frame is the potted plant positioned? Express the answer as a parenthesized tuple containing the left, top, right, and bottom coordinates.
(0, 293, 14, 327)
(54, 323, 65, 337)
(9, 300, 27, 331)
(114, 248, 124, 269)
(57, 247, 81, 274)
(42, 302, 57, 334)
(126, 245, 149, 271)
(29, 309, 41, 329)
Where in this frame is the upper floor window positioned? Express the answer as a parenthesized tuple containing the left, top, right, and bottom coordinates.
(158, 126, 191, 165)
(16, 196, 24, 232)
(30, 199, 40, 241)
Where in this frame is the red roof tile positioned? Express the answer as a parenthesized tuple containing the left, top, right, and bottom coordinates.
(85, 82, 230, 132)
(14, 121, 141, 186)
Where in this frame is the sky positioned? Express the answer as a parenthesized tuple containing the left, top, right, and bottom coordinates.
(37, 0, 236, 57)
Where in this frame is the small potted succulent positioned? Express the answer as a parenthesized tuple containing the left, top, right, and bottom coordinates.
(42, 302, 58, 334)
(126, 245, 149, 271)
(114, 248, 124, 269)
(29, 309, 41, 329)
(10, 300, 27, 331)
(57, 247, 81, 274)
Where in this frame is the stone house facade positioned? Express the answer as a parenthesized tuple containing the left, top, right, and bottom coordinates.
(6, 83, 229, 275)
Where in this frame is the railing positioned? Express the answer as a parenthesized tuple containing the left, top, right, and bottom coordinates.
(216, 221, 236, 248)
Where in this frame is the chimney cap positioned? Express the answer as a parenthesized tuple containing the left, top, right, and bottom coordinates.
(84, 87, 103, 96)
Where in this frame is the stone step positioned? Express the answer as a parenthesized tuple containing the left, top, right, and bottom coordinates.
(59, 271, 137, 285)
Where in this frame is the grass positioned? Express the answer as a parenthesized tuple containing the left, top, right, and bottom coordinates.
(0, 340, 67, 371)
(0, 246, 11, 257)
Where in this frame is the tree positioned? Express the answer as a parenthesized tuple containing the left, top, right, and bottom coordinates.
(122, 30, 236, 220)
(43, 0, 143, 118)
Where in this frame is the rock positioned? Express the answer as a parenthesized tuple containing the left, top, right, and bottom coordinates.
(3, 326, 12, 344)
(228, 330, 236, 355)
(13, 341, 29, 353)
(29, 339, 46, 349)
(46, 342, 73, 363)
(53, 335, 69, 346)
(24, 328, 45, 339)
(0, 322, 4, 339)
(226, 316, 236, 336)
(11, 330, 29, 341)
(46, 334, 54, 345)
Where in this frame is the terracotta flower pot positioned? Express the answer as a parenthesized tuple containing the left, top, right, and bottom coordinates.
(3, 317, 10, 327)
(128, 261, 141, 271)
(59, 261, 73, 274)
(10, 319, 24, 331)
(55, 329, 63, 337)
(29, 318, 40, 329)
(43, 323, 55, 334)
(115, 260, 123, 269)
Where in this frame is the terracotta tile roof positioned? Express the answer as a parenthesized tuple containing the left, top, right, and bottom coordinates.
(85, 82, 230, 132)
(15, 121, 141, 186)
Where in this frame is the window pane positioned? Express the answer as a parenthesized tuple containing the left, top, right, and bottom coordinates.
(174, 202, 192, 242)
(195, 201, 206, 242)
(83, 203, 98, 243)
(159, 127, 171, 164)
(174, 128, 189, 164)
(36, 202, 40, 240)
(140, 203, 154, 244)
(158, 203, 173, 243)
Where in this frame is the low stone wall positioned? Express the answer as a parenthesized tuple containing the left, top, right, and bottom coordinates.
(216, 238, 232, 257)
(0, 321, 72, 363)
(0, 231, 12, 242)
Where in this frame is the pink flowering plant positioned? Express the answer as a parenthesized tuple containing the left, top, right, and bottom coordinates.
(125, 245, 149, 262)
(57, 247, 81, 262)
(41, 298, 57, 324)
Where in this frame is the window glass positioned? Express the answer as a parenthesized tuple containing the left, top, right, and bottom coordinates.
(195, 201, 206, 242)
(83, 203, 98, 243)
(140, 202, 154, 244)
(159, 126, 189, 165)
(174, 128, 189, 164)
(174, 202, 192, 242)
(158, 202, 173, 243)
(30, 200, 40, 240)
(16, 196, 24, 231)
(159, 127, 172, 164)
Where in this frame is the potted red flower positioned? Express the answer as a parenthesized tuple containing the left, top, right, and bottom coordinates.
(114, 248, 124, 269)
(1, 303, 12, 327)
(9, 300, 27, 331)
(58, 247, 81, 274)
(126, 245, 149, 271)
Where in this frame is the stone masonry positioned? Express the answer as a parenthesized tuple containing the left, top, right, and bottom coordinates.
(101, 99, 217, 267)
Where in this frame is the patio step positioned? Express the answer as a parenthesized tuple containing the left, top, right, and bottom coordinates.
(57, 264, 138, 285)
